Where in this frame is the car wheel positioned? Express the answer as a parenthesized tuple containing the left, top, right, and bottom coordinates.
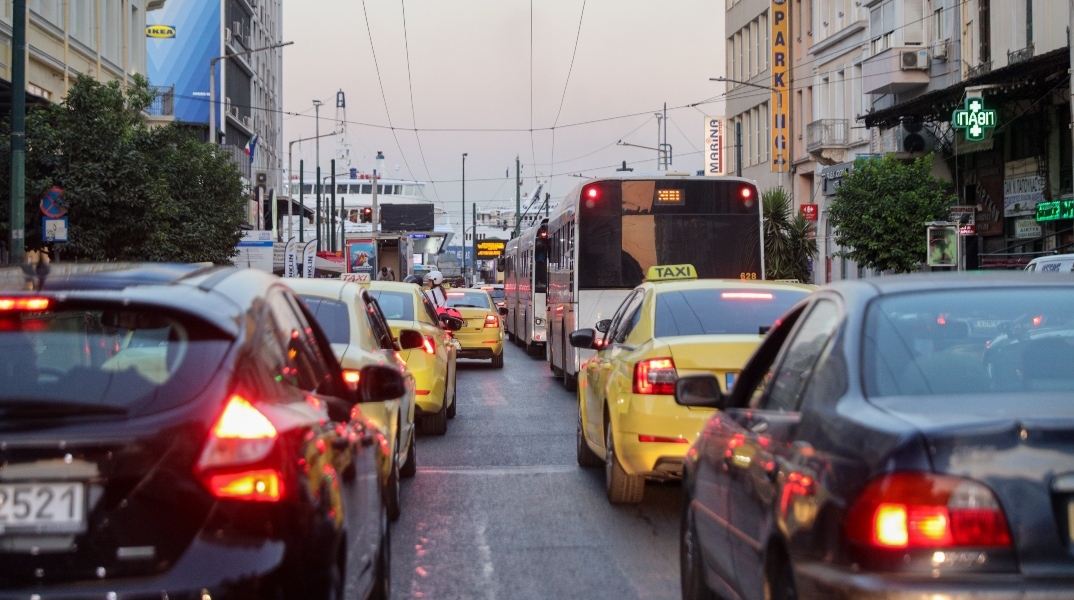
(561, 334, 577, 391)
(447, 386, 457, 418)
(681, 501, 716, 600)
(384, 456, 401, 522)
(577, 411, 602, 467)
(766, 556, 798, 600)
(491, 350, 504, 369)
(605, 415, 644, 504)
(400, 430, 417, 478)
(368, 506, 391, 600)
(421, 397, 448, 435)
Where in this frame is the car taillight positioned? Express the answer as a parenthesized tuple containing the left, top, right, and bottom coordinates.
(846, 473, 1012, 549)
(342, 369, 361, 390)
(633, 358, 677, 395)
(638, 435, 688, 444)
(485, 314, 499, 328)
(0, 297, 50, 311)
(196, 395, 283, 502)
(422, 336, 436, 355)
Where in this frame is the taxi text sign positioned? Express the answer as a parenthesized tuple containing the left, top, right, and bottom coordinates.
(476, 239, 506, 258)
(704, 116, 725, 176)
(646, 264, 697, 282)
(770, 0, 789, 172)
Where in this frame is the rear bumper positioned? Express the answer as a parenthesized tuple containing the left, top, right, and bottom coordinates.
(796, 561, 1074, 600)
(613, 395, 713, 476)
(453, 331, 503, 356)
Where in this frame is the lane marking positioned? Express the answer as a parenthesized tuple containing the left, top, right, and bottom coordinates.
(415, 465, 576, 476)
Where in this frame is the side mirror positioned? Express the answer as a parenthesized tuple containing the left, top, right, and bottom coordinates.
(358, 364, 407, 403)
(438, 314, 464, 331)
(398, 329, 425, 350)
(498, 306, 508, 317)
(595, 319, 612, 333)
(569, 328, 598, 349)
(675, 374, 726, 409)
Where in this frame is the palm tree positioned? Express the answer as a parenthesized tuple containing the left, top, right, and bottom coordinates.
(762, 187, 817, 282)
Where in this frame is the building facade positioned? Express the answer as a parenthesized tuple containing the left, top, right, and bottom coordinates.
(147, 0, 284, 203)
(0, 0, 163, 106)
(725, 0, 780, 190)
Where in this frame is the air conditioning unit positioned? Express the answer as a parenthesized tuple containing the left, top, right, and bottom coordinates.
(900, 49, 930, 70)
(233, 21, 243, 38)
(931, 39, 950, 60)
(224, 29, 232, 44)
(897, 120, 937, 154)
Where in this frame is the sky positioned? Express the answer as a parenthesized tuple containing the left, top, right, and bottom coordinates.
(282, 0, 726, 219)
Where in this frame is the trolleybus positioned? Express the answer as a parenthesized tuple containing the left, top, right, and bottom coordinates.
(503, 218, 549, 356)
(545, 175, 764, 389)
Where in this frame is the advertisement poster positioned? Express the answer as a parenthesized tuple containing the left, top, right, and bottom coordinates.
(770, 0, 789, 171)
(1003, 175, 1045, 217)
(302, 240, 317, 279)
(284, 237, 298, 278)
(927, 226, 957, 267)
(146, 0, 220, 124)
(346, 239, 377, 281)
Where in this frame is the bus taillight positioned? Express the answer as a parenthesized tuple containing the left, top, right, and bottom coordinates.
(584, 186, 600, 200)
(739, 187, 754, 200)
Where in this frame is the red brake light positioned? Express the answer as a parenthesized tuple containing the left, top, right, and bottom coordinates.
(485, 314, 499, 328)
(586, 187, 599, 199)
(633, 358, 677, 395)
(0, 297, 50, 311)
(638, 435, 689, 444)
(196, 395, 283, 502)
(740, 186, 753, 200)
(721, 292, 774, 300)
(422, 336, 436, 355)
(846, 473, 1012, 549)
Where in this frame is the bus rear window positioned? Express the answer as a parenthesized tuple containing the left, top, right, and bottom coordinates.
(654, 289, 807, 337)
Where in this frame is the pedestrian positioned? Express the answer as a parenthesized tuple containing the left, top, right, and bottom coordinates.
(388, 267, 396, 281)
(423, 270, 447, 308)
(377, 267, 392, 281)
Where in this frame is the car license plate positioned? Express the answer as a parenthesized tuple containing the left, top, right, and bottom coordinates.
(975, 320, 1001, 328)
(0, 483, 86, 534)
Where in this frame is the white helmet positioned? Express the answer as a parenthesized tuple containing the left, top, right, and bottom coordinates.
(425, 270, 444, 285)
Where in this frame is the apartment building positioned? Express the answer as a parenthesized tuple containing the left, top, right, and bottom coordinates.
(0, 0, 162, 107)
(862, 0, 1071, 268)
(147, 0, 284, 198)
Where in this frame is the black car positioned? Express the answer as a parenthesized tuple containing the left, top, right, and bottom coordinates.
(0, 263, 401, 600)
(677, 273, 1074, 600)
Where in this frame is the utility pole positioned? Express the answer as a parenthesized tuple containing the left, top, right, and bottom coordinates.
(315, 165, 322, 252)
(655, 112, 663, 170)
(735, 122, 742, 178)
(314, 99, 322, 251)
(473, 203, 477, 282)
(462, 153, 468, 280)
(209, 41, 292, 146)
(515, 156, 521, 237)
(330, 159, 337, 252)
(663, 103, 669, 169)
(7, 0, 26, 264)
(299, 160, 305, 242)
(372, 151, 384, 231)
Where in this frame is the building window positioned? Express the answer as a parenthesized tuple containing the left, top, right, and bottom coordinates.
(27, 83, 52, 101)
(869, 0, 894, 55)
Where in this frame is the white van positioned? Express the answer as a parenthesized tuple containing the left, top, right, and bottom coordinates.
(1025, 254, 1074, 273)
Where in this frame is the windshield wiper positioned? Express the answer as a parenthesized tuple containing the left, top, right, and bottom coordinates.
(0, 399, 128, 419)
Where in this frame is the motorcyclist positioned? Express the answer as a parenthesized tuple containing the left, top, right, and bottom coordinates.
(423, 270, 447, 309)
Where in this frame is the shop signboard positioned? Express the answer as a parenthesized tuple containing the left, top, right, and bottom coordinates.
(1004, 175, 1045, 217)
(820, 161, 853, 196)
(703, 116, 725, 176)
(948, 206, 975, 235)
(346, 239, 377, 281)
(770, 0, 788, 171)
(235, 230, 273, 273)
(1035, 199, 1074, 222)
(800, 204, 818, 221)
(1015, 219, 1042, 239)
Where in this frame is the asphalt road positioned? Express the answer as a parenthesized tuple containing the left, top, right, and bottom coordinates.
(389, 341, 682, 600)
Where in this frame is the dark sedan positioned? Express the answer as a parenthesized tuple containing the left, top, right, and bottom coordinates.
(677, 273, 1074, 600)
(0, 263, 401, 600)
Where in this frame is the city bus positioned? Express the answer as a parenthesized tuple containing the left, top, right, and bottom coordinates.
(545, 175, 764, 389)
(503, 218, 549, 356)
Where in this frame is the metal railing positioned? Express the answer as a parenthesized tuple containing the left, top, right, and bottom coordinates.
(1008, 43, 1034, 66)
(220, 144, 251, 179)
(148, 86, 174, 116)
(968, 61, 992, 78)
(979, 225, 1074, 269)
(806, 119, 849, 152)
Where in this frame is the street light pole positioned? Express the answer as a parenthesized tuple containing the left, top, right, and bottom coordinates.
(462, 153, 468, 281)
(287, 130, 338, 241)
(710, 77, 786, 189)
(7, 0, 26, 264)
(314, 99, 323, 252)
(209, 41, 292, 146)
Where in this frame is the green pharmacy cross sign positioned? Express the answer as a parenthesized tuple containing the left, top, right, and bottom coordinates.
(952, 97, 997, 142)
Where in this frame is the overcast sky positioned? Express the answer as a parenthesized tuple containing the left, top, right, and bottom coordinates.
(282, 0, 725, 217)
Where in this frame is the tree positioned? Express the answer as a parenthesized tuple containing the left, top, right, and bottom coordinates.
(0, 74, 246, 263)
(827, 154, 954, 274)
(762, 186, 817, 282)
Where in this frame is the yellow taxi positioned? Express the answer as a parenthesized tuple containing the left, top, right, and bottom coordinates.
(444, 288, 507, 368)
(569, 265, 814, 503)
(366, 281, 458, 435)
(286, 278, 417, 521)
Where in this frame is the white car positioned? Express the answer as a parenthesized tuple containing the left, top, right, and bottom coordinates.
(1025, 254, 1074, 273)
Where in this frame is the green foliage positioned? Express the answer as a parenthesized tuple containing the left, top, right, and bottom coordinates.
(762, 187, 817, 282)
(0, 74, 246, 263)
(828, 154, 954, 274)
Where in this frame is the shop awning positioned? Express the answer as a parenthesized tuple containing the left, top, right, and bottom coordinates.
(862, 47, 1070, 130)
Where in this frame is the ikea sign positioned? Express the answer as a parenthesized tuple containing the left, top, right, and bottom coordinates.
(146, 25, 176, 39)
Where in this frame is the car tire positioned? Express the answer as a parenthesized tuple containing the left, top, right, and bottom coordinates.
(421, 397, 448, 435)
(577, 412, 602, 467)
(384, 456, 401, 522)
(447, 386, 457, 418)
(400, 431, 416, 478)
(492, 350, 504, 369)
(767, 556, 798, 600)
(561, 335, 577, 391)
(605, 415, 644, 504)
(681, 501, 716, 600)
(368, 507, 391, 600)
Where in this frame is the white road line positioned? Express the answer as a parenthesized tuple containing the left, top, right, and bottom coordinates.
(415, 465, 577, 476)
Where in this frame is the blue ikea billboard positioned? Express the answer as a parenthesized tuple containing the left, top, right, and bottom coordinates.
(147, 0, 220, 125)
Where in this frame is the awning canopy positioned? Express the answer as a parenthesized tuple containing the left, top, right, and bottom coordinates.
(862, 47, 1069, 130)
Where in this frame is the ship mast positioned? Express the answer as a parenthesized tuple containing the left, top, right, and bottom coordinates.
(335, 90, 352, 170)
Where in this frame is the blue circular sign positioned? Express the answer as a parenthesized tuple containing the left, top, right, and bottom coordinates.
(40, 187, 66, 218)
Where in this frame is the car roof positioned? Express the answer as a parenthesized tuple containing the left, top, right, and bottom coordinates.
(367, 281, 422, 293)
(284, 277, 364, 302)
(823, 271, 1074, 298)
(1027, 254, 1074, 263)
(642, 278, 818, 294)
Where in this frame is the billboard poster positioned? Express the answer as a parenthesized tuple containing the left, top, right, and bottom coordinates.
(770, 0, 789, 172)
(346, 239, 377, 281)
(704, 116, 724, 176)
(927, 226, 957, 267)
(146, 0, 220, 124)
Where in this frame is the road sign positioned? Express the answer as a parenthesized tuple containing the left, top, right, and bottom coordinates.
(40, 187, 66, 218)
(42, 217, 68, 242)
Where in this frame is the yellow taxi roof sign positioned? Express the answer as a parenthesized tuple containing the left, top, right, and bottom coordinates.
(646, 264, 698, 282)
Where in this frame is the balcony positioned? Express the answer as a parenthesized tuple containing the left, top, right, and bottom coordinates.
(967, 61, 992, 78)
(806, 119, 849, 164)
(862, 46, 930, 95)
(1008, 44, 1034, 66)
(148, 86, 174, 117)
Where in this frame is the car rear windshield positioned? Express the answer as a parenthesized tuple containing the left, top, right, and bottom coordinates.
(482, 288, 505, 301)
(864, 289, 1074, 397)
(366, 290, 415, 321)
(654, 289, 807, 337)
(0, 303, 231, 417)
(299, 295, 350, 345)
(447, 292, 491, 309)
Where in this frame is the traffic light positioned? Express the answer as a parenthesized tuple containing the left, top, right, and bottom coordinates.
(360, 207, 372, 223)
